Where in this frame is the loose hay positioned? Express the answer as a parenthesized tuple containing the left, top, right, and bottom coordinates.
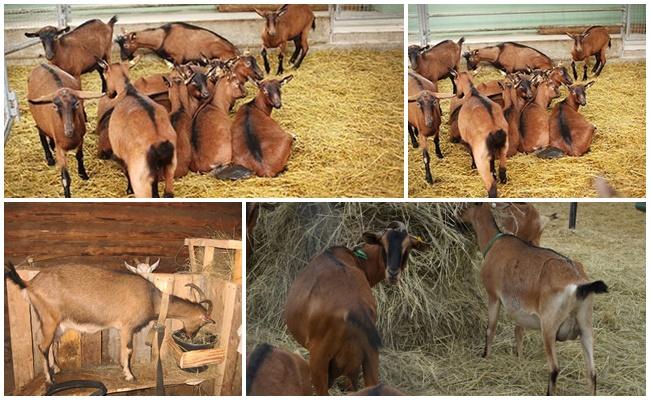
(5, 49, 403, 198)
(408, 62, 646, 198)
(247, 202, 645, 395)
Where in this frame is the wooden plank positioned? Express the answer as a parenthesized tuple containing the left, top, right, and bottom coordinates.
(81, 333, 102, 367)
(220, 285, 242, 395)
(30, 305, 43, 379)
(7, 270, 38, 390)
(133, 324, 152, 364)
(57, 331, 81, 370)
(188, 244, 197, 270)
(167, 336, 225, 369)
(104, 329, 120, 365)
(185, 238, 243, 250)
(212, 281, 239, 395)
(232, 250, 242, 285)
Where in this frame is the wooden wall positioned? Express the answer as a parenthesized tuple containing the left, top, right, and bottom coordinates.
(4, 203, 242, 272)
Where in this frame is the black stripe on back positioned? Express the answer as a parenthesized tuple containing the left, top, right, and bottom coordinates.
(245, 343, 273, 394)
(126, 83, 157, 128)
(98, 107, 114, 131)
(471, 86, 494, 117)
(408, 72, 426, 91)
(558, 103, 572, 145)
(324, 247, 351, 269)
(243, 105, 263, 162)
(41, 64, 63, 87)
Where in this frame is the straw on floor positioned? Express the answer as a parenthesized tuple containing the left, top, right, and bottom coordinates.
(247, 202, 645, 395)
(5, 49, 403, 198)
(408, 62, 646, 198)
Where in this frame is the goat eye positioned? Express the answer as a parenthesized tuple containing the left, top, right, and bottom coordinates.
(246, 61, 251, 67)
(417, 103, 422, 108)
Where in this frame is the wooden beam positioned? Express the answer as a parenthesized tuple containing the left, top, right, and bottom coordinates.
(7, 270, 38, 390)
(184, 238, 243, 250)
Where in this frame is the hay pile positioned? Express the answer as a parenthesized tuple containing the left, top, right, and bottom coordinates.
(247, 202, 645, 395)
(5, 49, 403, 198)
(408, 62, 646, 198)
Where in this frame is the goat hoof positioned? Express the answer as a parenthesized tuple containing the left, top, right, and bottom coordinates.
(163, 192, 174, 198)
(79, 172, 89, 181)
(425, 175, 434, 185)
(436, 152, 444, 159)
(46, 158, 55, 166)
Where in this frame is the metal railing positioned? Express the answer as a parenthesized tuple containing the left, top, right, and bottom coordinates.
(624, 4, 646, 37)
(4, 63, 19, 142)
(332, 4, 403, 21)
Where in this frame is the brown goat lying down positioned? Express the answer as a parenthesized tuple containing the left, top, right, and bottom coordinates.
(246, 343, 312, 395)
(25, 16, 117, 91)
(5, 262, 214, 385)
(461, 203, 608, 396)
(518, 78, 560, 153)
(27, 64, 103, 198)
(99, 59, 177, 198)
(464, 42, 553, 73)
(116, 22, 239, 64)
(215, 76, 295, 180)
(285, 222, 425, 395)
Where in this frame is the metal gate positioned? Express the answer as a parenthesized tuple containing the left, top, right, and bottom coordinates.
(332, 4, 402, 22)
(624, 4, 646, 38)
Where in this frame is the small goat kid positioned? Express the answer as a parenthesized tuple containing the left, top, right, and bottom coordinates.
(256, 5, 315, 75)
(5, 262, 214, 385)
(460, 203, 608, 395)
(285, 222, 425, 395)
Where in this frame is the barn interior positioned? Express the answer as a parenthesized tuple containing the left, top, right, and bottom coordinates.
(4, 202, 242, 396)
(246, 202, 645, 395)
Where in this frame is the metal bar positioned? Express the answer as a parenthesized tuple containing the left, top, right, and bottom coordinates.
(4, 39, 41, 56)
(417, 4, 429, 46)
(568, 203, 578, 230)
(428, 25, 622, 35)
(427, 8, 625, 18)
(624, 4, 632, 38)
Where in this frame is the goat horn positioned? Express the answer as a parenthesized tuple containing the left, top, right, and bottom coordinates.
(199, 299, 213, 316)
(185, 283, 207, 301)
(433, 92, 456, 100)
(129, 55, 142, 68)
(407, 95, 419, 102)
(27, 92, 58, 104)
(71, 90, 105, 100)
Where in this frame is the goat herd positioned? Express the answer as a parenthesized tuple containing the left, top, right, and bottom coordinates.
(408, 26, 611, 197)
(23, 5, 315, 197)
(248, 203, 608, 396)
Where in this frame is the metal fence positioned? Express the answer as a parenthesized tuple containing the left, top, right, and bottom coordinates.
(408, 4, 645, 44)
(333, 4, 403, 21)
(4, 63, 19, 141)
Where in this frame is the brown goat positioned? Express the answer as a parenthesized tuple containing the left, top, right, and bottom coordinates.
(189, 71, 247, 173)
(464, 42, 553, 73)
(407, 71, 454, 184)
(350, 383, 405, 396)
(256, 5, 315, 75)
(99, 59, 177, 197)
(285, 222, 425, 395)
(216, 76, 295, 179)
(567, 26, 611, 81)
(5, 262, 214, 385)
(25, 17, 117, 91)
(116, 22, 238, 64)
(133, 66, 212, 112)
(451, 70, 509, 198)
(163, 73, 197, 178)
(408, 37, 465, 93)
(539, 82, 597, 158)
(492, 202, 555, 246)
(27, 64, 103, 198)
(246, 343, 312, 395)
(518, 79, 560, 153)
(460, 203, 608, 395)
(498, 76, 534, 157)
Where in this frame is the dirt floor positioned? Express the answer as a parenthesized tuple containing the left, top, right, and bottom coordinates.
(5, 48, 403, 198)
(246, 202, 645, 395)
(408, 62, 646, 198)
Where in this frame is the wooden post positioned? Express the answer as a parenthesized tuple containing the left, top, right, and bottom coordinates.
(7, 270, 37, 390)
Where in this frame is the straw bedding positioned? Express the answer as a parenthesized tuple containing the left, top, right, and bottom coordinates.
(5, 49, 403, 198)
(246, 202, 645, 395)
(408, 62, 646, 198)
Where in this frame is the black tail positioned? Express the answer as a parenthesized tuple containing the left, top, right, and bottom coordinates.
(486, 129, 507, 157)
(536, 147, 566, 159)
(213, 164, 252, 180)
(457, 36, 465, 47)
(246, 343, 273, 394)
(5, 262, 27, 289)
(576, 280, 608, 300)
(312, 19, 316, 31)
(146, 140, 175, 179)
(346, 308, 382, 350)
(108, 15, 118, 27)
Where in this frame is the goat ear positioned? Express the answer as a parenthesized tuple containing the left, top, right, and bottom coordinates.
(71, 90, 105, 100)
(277, 4, 289, 15)
(150, 258, 160, 271)
(280, 74, 293, 86)
(28, 92, 57, 104)
(584, 80, 595, 90)
(433, 92, 455, 100)
(407, 95, 418, 103)
(362, 231, 382, 245)
(254, 8, 266, 18)
(565, 32, 574, 39)
(409, 235, 428, 251)
(162, 75, 172, 88)
(124, 261, 137, 274)
(25, 31, 39, 38)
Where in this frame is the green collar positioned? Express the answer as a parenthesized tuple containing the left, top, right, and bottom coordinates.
(353, 248, 368, 260)
(482, 232, 508, 257)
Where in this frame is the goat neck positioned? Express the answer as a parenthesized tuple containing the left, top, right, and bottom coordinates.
(468, 206, 503, 254)
(153, 290, 202, 319)
(133, 28, 165, 52)
(354, 243, 387, 287)
(169, 81, 193, 115)
(479, 46, 500, 63)
(565, 91, 581, 112)
(252, 90, 275, 116)
(209, 77, 235, 112)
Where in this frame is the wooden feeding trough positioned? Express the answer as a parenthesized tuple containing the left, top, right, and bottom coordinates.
(6, 239, 242, 396)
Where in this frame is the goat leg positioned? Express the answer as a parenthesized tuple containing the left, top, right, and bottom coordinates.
(48, 136, 56, 150)
(571, 61, 578, 81)
(591, 56, 601, 74)
(151, 179, 160, 198)
(292, 32, 310, 69)
(482, 295, 500, 357)
(38, 130, 56, 166)
(124, 171, 134, 196)
(277, 43, 286, 75)
(433, 135, 444, 159)
(119, 330, 135, 381)
(423, 149, 433, 185)
(408, 124, 419, 148)
(514, 325, 524, 358)
(595, 51, 606, 76)
(582, 63, 588, 81)
(76, 142, 89, 180)
(541, 322, 560, 395)
(55, 147, 72, 198)
(261, 48, 271, 74)
(289, 36, 301, 64)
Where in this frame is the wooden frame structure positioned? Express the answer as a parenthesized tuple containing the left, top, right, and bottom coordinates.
(6, 240, 242, 396)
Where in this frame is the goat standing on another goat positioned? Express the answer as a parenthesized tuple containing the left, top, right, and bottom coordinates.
(5, 262, 214, 385)
(460, 203, 608, 395)
(25, 17, 117, 92)
(27, 64, 104, 198)
(285, 222, 426, 395)
(256, 5, 315, 75)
